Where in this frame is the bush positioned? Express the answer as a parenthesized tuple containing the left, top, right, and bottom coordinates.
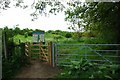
(54, 35, 63, 42)
(57, 58, 120, 79)
(65, 33, 72, 39)
(24, 32, 28, 38)
(2, 43, 30, 78)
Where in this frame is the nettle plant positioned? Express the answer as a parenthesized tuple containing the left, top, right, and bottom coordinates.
(59, 58, 120, 79)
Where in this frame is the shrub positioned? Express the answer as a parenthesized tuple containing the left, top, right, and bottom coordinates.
(54, 35, 63, 42)
(57, 58, 120, 79)
(65, 33, 72, 39)
(2, 43, 30, 78)
(24, 32, 28, 38)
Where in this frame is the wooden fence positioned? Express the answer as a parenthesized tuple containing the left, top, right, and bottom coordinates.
(25, 42, 54, 67)
(25, 43, 120, 67)
(25, 42, 31, 60)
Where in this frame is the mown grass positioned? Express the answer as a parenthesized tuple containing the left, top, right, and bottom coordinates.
(14, 33, 68, 44)
(14, 34, 32, 44)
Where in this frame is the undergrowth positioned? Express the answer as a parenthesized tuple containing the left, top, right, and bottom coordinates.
(56, 58, 120, 79)
(2, 44, 30, 79)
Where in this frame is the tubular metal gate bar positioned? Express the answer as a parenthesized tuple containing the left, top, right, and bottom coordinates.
(55, 44, 120, 66)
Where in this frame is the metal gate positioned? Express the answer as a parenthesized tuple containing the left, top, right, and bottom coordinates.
(55, 44, 120, 66)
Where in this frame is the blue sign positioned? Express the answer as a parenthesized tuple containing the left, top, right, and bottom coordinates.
(32, 32, 45, 43)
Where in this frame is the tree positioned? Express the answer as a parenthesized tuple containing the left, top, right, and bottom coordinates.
(24, 32, 28, 38)
(1, 1, 120, 44)
(54, 35, 63, 42)
(55, 30, 62, 35)
(47, 30, 54, 33)
(3, 27, 15, 59)
(14, 26, 21, 35)
(85, 2, 120, 43)
(65, 33, 72, 41)
(65, 2, 120, 43)
(0, 0, 65, 21)
(65, 33, 72, 38)
(28, 29, 33, 36)
(35, 29, 45, 32)
(64, 1, 86, 40)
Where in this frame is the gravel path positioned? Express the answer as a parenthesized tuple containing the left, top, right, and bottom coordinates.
(15, 60, 60, 79)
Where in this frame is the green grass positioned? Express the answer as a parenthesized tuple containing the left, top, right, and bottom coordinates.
(14, 34, 32, 44)
(45, 33, 67, 43)
(13, 33, 91, 44)
(13, 34, 118, 64)
(14, 33, 69, 44)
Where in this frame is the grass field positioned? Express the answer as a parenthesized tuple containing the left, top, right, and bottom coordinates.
(13, 33, 74, 44)
(14, 34, 32, 44)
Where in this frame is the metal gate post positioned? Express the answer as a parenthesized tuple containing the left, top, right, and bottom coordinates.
(55, 44, 58, 66)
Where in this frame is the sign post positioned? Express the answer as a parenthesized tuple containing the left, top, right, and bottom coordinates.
(32, 32, 45, 43)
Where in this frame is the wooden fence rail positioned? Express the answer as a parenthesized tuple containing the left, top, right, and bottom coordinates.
(25, 42, 54, 67)
(25, 42, 31, 60)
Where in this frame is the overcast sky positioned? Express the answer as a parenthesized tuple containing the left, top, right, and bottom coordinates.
(0, 0, 88, 31)
(0, 0, 118, 31)
(0, 0, 72, 31)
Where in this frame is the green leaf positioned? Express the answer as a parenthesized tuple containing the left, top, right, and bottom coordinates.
(71, 61, 79, 65)
(112, 70, 115, 74)
(60, 73, 66, 76)
(104, 75, 112, 79)
(89, 74, 94, 79)
(75, 66, 79, 69)
(68, 71, 71, 75)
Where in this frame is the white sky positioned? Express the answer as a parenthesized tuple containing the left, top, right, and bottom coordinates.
(0, 0, 70, 31)
(0, 0, 86, 31)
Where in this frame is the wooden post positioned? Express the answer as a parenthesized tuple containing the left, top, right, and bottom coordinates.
(3, 32, 7, 59)
(52, 43, 55, 67)
(28, 42, 31, 61)
(25, 42, 28, 56)
(25, 42, 31, 61)
(48, 41, 52, 66)
(40, 42, 43, 60)
(0, 28, 2, 80)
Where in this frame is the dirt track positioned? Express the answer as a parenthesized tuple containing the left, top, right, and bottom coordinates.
(15, 60, 60, 78)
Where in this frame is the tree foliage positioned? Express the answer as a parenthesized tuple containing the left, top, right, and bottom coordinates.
(1, 1, 120, 43)
(65, 33, 72, 39)
(65, 2, 120, 43)
(0, 0, 65, 21)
